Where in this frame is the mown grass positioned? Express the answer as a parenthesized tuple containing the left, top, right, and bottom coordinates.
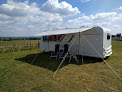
(0, 41, 122, 92)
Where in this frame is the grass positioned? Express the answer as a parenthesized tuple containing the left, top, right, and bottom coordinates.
(0, 41, 122, 92)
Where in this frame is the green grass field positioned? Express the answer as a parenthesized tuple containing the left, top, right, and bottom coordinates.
(0, 41, 122, 92)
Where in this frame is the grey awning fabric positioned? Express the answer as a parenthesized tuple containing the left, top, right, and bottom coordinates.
(34, 27, 92, 37)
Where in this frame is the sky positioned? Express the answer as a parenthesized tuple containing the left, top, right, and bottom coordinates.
(0, 0, 122, 37)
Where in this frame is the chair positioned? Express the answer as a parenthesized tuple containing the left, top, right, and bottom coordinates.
(50, 44, 60, 59)
(68, 52, 79, 64)
(58, 44, 68, 59)
(58, 44, 79, 64)
(64, 44, 68, 53)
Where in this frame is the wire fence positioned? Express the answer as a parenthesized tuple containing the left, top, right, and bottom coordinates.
(0, 40, 40, 53)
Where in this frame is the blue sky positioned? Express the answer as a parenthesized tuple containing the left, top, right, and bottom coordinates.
(0, 0, 122, 37)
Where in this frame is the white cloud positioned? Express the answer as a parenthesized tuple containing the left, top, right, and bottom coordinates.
(27, 25, 35, 29)
(0, 0, 66, 37)
(67, 15, 89, 24)
(118, 6, 122, 10)
(41, 0, 80, 16)
(80, 0, 91, 2)
(66, 12, 122, 34)
(0, 0, 41, 17)
(112, 25, 120, 29)
(67, 12, 122, 27)
(0, 0, 121, 37)
(0, 14, 10, 19)
(111, 25, 121, 35)
(1, 0, 80, 37)
(90, 12, 118, 22)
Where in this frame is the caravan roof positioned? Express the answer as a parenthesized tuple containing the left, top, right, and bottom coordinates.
(35, 27, 92, 37)
(34, 27, 111, 37)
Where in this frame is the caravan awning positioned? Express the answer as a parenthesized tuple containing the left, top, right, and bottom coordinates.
(34, 27, 92, 37)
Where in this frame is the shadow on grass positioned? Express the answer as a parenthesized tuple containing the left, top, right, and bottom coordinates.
(16, 52, 69, 71)
(16, 52, 106, 72)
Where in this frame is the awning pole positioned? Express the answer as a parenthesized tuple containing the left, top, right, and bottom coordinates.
(30, 37, 31, 54)
(82, 55, 84, 64)
(78, 32, 80, 62)
(81, 33, 84, 64)
(48, 36, 49, 51)
(53, 33, 79, 78)
(79, 32, 84, 64)
(80, 32, 122, 81)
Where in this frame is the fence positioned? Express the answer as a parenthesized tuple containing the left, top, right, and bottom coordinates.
(0, 41, 40, 53)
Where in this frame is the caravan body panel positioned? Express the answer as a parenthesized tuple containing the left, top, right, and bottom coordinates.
(39, 27, 112, 58)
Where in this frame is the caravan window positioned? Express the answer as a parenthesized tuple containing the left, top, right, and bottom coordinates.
(68, 35, 74, 42)
(58, 35, 65, 42)
(43, 35, 64, 42)
(54, 35, 57, 41)
(107, 33, 111, 40)
(43, 36, 48, 41)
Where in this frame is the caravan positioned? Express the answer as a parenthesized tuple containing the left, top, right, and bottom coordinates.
(36, 27, 112, 58)
(114, 33, 122, 41)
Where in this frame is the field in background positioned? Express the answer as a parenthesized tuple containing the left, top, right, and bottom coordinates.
(0, 41, 121, 92)
(0, 40, 40, 53)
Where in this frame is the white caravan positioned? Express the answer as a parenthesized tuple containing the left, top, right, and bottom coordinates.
(35, 27, 112, 58)
(114, 33, 122, 41)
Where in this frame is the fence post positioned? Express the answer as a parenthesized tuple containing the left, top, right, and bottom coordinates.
(38, 42, 40, 48)
(13, 44, 15, 50)
(30, 39, 31, 54)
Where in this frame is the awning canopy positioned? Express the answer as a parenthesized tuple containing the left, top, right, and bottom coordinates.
(34, 27, 92, 37)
